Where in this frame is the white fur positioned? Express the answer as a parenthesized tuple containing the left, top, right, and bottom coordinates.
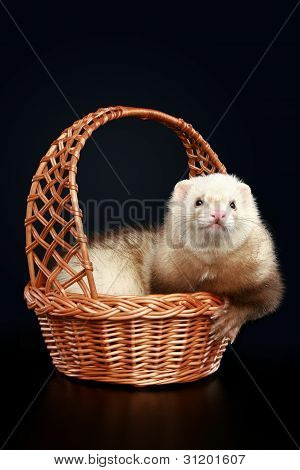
(167, 173, 260, 254)
(57, 230, 154, 296)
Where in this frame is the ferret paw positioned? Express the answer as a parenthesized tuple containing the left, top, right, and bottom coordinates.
(226, 326, 240, 343)
(210, 304, 241, 343)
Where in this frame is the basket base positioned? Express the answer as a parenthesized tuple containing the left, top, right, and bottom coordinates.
(38, 313, 228, 387)
(54, 362, 222, 387)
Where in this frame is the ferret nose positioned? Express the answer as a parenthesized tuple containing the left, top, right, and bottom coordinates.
(210, 210, 226, 222)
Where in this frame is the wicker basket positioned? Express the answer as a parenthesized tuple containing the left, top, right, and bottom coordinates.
(24, 106, 229, 386)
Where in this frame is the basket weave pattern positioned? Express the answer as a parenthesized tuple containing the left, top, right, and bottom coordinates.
(24, 106, 228, 386)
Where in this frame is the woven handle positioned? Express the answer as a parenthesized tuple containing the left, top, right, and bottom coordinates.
(25, 106, 226, 299)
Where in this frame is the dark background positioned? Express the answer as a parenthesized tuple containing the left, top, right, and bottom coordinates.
(0, 0, 299, 450)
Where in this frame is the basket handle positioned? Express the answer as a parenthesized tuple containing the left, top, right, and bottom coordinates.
(25, 106, 226, 299)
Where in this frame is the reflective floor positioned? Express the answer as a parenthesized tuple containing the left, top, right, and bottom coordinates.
(1, 345, 299, 450)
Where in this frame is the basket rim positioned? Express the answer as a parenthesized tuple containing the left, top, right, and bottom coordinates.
(24, 283, 225, 321)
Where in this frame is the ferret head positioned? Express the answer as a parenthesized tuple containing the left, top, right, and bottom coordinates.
(167, 173, 260, 253)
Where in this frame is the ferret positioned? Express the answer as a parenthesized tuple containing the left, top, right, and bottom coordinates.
(58, 174, 283, 342)
(57, 227, 155, 296)
(151, 173, 284, 341)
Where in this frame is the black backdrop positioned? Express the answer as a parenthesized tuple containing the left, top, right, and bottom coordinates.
(0, 0, 299, 449)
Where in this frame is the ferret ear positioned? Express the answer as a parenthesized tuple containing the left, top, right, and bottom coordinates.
(172, 179, 192, 201)
(238, 182, 252, 202)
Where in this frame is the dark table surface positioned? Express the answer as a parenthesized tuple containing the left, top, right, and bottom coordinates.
(1, 341, 299, 450)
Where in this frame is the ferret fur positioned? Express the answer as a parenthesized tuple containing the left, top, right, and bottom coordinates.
(57, 227, 156, 296)
(151, 173, 284, 340)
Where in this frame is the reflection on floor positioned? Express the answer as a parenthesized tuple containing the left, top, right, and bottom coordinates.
(1, 345, 298, 449)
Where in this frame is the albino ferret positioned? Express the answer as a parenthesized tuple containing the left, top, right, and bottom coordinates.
(58, 174, 283, 341)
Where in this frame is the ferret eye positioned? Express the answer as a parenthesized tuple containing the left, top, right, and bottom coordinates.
(195, 199, 203, 207)
(230, 201, 236, 210)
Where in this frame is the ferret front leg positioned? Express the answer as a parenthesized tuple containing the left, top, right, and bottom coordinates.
(210, 301, 247, 343)
(210, 273, 284, 342)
